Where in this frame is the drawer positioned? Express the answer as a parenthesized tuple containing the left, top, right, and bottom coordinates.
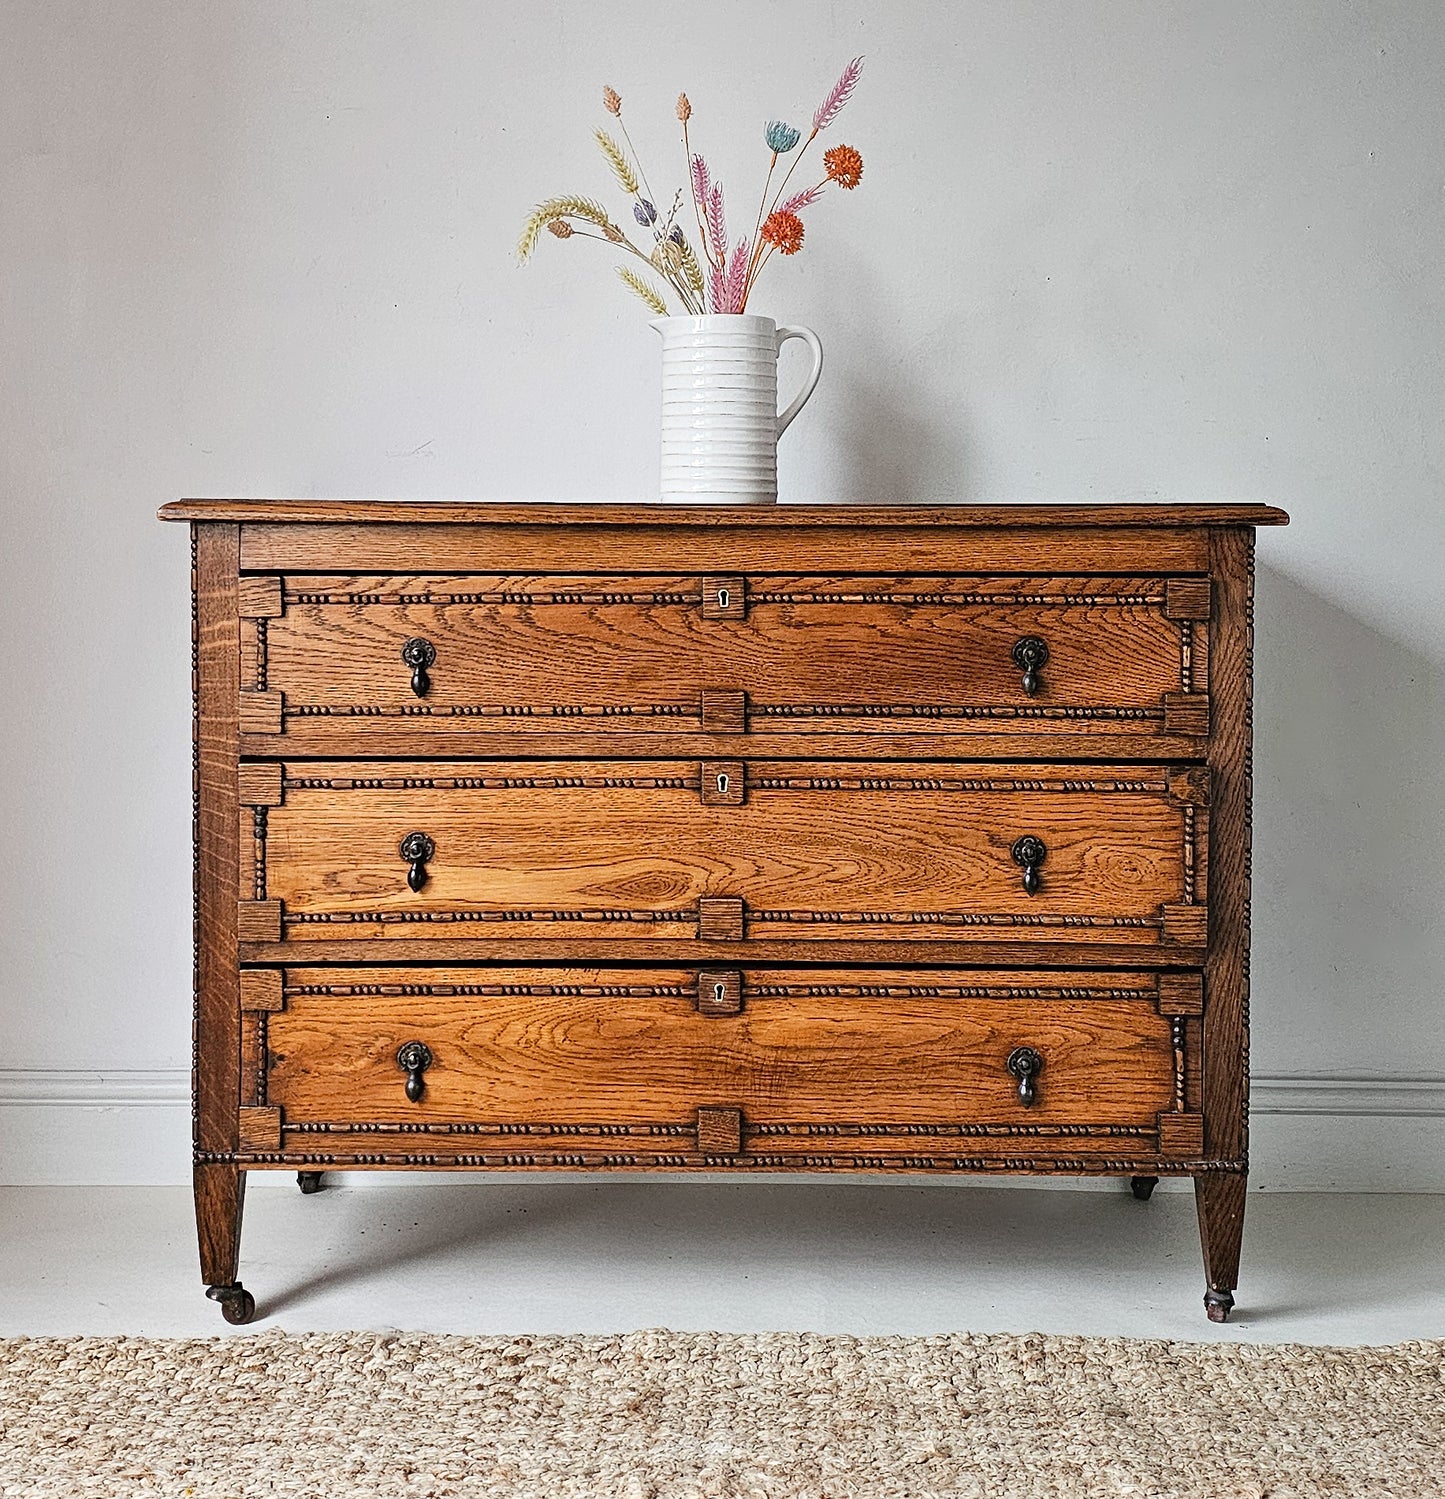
(238, 759, 1208, 955)
(241, 965, 1206, 1167)
(236, 573, 1211, 754)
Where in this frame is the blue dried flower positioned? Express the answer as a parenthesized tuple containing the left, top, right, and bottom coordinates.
(765, 120, 802, 154)
(633, 199, 657, 226)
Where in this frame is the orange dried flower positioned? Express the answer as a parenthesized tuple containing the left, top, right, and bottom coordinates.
(761, 210, 805, 255)
(546, 218, 573, 239)
(602, 85, 621, 116)
(676, 92, 692, 123)
(824, 143, 863, 189)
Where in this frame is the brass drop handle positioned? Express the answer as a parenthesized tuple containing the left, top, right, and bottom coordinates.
(1012, 636, 1048, 695)
(1011, 834, 1047, 895)
(396, 1040, 433, 1103)
(401, 637, 436, 697)
(1007, 1046, 1043, 1107)
(399, 831, 435, 892)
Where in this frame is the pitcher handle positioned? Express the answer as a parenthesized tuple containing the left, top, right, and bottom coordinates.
(775, 324, 824, 437)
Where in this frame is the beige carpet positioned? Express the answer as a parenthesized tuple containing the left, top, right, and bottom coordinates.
(2, 1330, 1441, 1498)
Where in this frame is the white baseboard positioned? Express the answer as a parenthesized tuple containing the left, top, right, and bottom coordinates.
(1, 1070, 1441, 1190)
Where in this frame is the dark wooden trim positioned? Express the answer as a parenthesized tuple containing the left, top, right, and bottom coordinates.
(160, 499, 1290, 528)
(1203, 527, 1253, 1164)
(240, 936, 1207, 966)
(194, 523, 241, 1155)
(198, 1151, 1248, 1175)
(1195, 1171, 1247, 1295)
(193, 1162, 245, 1285)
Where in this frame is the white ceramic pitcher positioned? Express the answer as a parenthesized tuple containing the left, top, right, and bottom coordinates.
(652, 314, 824, 504)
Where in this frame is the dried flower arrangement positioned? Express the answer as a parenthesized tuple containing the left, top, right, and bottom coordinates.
(518, 59, 864, 315)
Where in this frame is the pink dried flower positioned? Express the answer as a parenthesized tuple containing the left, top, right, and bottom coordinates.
(723, 238, 750, 310)
(707, 182, 728, 267)
(812, 56, 863, 132)
(779, 184, 824, 215)
(708, 263, 724, 312)
(602, 85, 621, 116)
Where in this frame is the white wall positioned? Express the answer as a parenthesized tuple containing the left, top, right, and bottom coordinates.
(2, 0, 1442, 1186)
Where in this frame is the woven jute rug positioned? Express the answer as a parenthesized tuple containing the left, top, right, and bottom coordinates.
(2, 1331, 1441, 1498)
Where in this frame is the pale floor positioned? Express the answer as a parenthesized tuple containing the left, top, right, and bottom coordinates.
(2, 1180, 1442, 1344)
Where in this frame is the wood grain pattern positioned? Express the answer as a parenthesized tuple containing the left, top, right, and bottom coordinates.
(255, 759, 1202, 949)
(264, 967, 1176, 1130)
(193, 525, 241, 1156)
(1203, 527, 1253, 1165)
(256, 572, 1203, 750)
(1196, 1171, 1247, 1295)
(236, 523, 1216, 575)
(696, 1107, 743, 1155)
(193, 1162, 244, 1286)
(161, 499, 1290, 527)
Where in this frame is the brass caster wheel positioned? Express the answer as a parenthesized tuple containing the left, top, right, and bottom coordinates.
(206, 1283, 256, 1325)
(1204, 1288, 1235, 1323)
(1130, 1175, 1159, 1202)
(297, 1171, 324, 1195)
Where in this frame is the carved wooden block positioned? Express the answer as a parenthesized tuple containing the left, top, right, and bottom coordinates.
(700, 689, 747, 734)
(697, 897, 746, 941)
(1163, 578, 1212, 620)
(238, 763, 284, 807)
(701, 576, 746, 619)
(237, 576, 284, 618)
(239, 970, 285, 1013)
(238, 1106, 283, 1151)
(239, 690, 284, 735)
(700, 761, 746, 806)
(1167, 767, 1211, 807)
(237, 899, 283, 943)
(1160, 904, 1209, 948)
(696, 1106, 743, 1155)
(1163, 692, 1210, 737)
(1157, 973, 1205, 1016)
(1158, 1113, 1206, 1157)
(696, 970, 743, 1015)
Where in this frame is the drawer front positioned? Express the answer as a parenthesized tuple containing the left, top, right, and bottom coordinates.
(240, 759, 1208, 952)
(248, 965, 1205, 1167)
(238, 573, 1211, 749)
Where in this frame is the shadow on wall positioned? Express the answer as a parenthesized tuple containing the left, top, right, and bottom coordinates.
(1252, 563, 1445, 1078)
(779, 252, 974, 502)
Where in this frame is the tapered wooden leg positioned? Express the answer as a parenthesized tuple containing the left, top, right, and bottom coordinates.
(195, 1163, 254, 1323)
(1195, 1172, 1246, 1322)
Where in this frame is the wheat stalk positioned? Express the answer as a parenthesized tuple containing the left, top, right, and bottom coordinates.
(594, 129, 640, 197)
(517, 196, 613, 261)
(678, 237, 705, 297)
(617, 266, 669, 315)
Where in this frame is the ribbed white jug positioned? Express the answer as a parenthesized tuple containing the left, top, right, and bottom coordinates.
(652, 314, 824, 504)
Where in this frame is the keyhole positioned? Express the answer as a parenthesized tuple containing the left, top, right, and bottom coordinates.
(716, 772, 729, 795)
(717, 587, 730, 611)
(713, 982, 726, 1006)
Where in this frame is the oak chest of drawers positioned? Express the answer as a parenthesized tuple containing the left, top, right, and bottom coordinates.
(160, 499, 1287, 1324)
